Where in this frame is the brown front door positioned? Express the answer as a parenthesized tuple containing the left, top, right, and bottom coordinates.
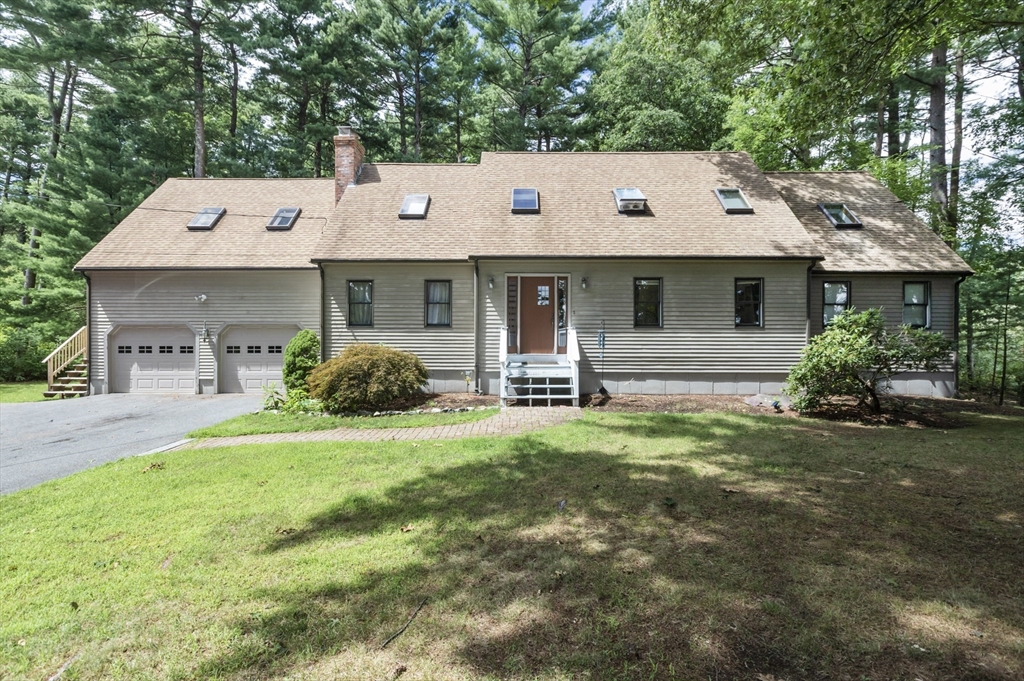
(519, 276, 555, 354)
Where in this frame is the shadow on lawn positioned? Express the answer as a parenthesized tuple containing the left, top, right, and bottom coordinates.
(196, 413, 1023, 680)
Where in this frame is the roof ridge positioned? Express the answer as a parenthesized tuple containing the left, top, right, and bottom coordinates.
(167, 177, 335, 181)
(764, 170, 869, 175)
(487, 150, 750, 155)
(365, 162, 478, 167)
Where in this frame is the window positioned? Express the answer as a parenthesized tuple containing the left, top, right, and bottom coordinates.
(348, 280, 373, 326)
(425, 280, 452, 327)
(398, 194, 430, 219)
(226, 346, 241, 354)
(267, 207, 301, 230)
(117, 345, 131, 354)
(818, 202, 862, 228)
(187, 207, 225, 230)
(903, 282, 930, 328)
(714, 188, 754, 214)
(247, 345, 261, 354)
(138, 345, 153, 354)
(268, 345, 283, 354)
(613, 187, 647, 212)
(823, 281, 851, 325)
(634, 278, 662, 327)
(159, 345, 173, 354)
(511, 188, 539, 213)
(735, 279, 763, 326)
(180, 345, 194, 354)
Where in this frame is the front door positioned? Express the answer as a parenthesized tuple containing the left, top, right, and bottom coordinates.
(520, 276, 555, 354)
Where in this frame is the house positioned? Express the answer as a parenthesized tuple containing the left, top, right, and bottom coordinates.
(66, 128, 971, 402)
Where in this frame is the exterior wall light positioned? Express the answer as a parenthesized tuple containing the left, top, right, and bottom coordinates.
(581, 277, 588, 289)
(201, 321, 210, 341)
(195, 293, 207, 302)
(488, 276, 495, 289)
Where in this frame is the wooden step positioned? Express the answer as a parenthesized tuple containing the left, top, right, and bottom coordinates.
(43, 390, 86, 398)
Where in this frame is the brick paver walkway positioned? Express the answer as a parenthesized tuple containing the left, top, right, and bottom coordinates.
(186, 407, 583, 449)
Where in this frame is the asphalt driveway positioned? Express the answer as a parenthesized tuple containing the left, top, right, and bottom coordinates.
(0, 393, 262, 494)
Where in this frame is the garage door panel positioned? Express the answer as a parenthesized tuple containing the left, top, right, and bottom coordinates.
(220, 326, 297, 394)
(111, 326, 196, 394)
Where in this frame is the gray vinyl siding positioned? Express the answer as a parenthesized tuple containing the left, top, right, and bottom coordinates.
(810, 274, 957, 337)
(478, 259, 813, 374)
(322, 263, 476, 373)
(88, 270, 319, 393)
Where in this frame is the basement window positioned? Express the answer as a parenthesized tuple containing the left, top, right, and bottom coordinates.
(399, 194, 430, 219)
(714, 188, 754, 214)
(267, 207, 301, 230)
(818, 202, 862, 228)
(511, 188, 539, 213)
(187, 207, 226, 230)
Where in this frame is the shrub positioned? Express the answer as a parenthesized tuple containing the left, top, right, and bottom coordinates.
(0, 326, 57, 382)
(784, 308, 953, 414)
(283, 329, 320, 392)
(307, 343, 428, 413)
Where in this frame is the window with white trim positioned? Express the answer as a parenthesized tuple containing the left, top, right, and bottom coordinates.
(903, 282, 930, 328)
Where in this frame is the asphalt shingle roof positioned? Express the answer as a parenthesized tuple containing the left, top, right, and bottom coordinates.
(765, 171, 972, 274)
(75, 178, 334, 270)
(311, 151, 824, 262)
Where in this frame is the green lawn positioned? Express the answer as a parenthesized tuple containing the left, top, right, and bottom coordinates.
(188, 408, 496, 437)
(2, 410, 1022, 680)
(0, 382, 51, 403)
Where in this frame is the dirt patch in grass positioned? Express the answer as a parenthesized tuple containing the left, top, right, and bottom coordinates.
(388, 391, 499, 410)
(581, 392, 795, 417)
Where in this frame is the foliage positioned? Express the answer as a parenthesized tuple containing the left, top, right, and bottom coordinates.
(307, 343, 428, 413)
(0, 325, 56, 382)
(262, 382, 285, 411)
(784, 309, 954, 413)
(282, 329, 321, 393)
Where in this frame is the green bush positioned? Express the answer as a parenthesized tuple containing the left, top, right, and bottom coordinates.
(307, 343, 428, 413)
(784, 308, 953, 414)
(0, 326, 57, 382)
(283, 329, 320, 392)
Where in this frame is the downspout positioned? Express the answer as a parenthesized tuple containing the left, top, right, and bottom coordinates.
(82, 270, 92, 395)
(805, 261, 816, 343)
(953, 273, 967, 397)
(318, 263, 326, 363)
(473, 259, 480, 393)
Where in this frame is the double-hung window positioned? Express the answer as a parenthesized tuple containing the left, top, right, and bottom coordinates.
(823, 281, 851, 325)
(634, 278, 662, 327)
(735, 279, 763, 326)
(425, 280, 452, 327)
(348, 280, 373, 327)
(903, 282, 930, 328)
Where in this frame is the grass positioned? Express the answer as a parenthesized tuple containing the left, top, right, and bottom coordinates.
(188, 408, 496, 437)
(0, 381, 51, 403)
(2, 410, 1022, 680)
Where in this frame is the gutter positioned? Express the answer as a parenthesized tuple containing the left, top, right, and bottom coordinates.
(805, 261, 816, 344)
(473, 259, 480, 393)
(82, 270, 92, 395)
(318, 263, 326, 363)
(953, 273, 969, 397)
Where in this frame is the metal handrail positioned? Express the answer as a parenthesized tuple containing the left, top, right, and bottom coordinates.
(42, 326, 87, 389)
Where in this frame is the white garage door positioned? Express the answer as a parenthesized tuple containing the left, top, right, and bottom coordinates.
(111, 326, 196, 393)
(219, 326, 299, 393)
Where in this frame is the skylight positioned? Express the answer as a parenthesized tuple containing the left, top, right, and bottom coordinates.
(187, 207, 226, 230)
(267, 207, 301, 230)
(511, 188, 539, 213)
(714, 188, 754, 214)
(818, 202, 862, 228)
(399, 194, 430, 219)
(613, 187, 647, 213)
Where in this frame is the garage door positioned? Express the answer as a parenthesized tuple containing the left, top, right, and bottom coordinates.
(219, 326, 299, 393)
(110, 326, 196, 393)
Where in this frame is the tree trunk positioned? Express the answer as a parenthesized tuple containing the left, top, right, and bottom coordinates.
(874, 97, 885, 157)
(413, 60, 422, 159)
(229, 42, 240, 138)
(965, 304, 975, 385)
(454, 93, 462, 162)
(887, 81, 901, 158)
(185, 0, 206, 178)
(396, 70, 407, 156)
(949, 48, 964, 237)
(314, 91, 328, 178)
(63, 67, 77, 139)
(998, 276, 1011, 405)
(990, 320, 1000, 394)
(928, 43, 948, 234)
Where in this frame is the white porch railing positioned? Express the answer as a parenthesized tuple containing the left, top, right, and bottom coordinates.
(567, 327, 580, 407)
(42, 325, 87, 390)
(499, 326, 508, 403)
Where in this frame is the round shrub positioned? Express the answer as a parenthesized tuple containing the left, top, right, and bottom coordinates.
(307, 343, 428, 413)
(282, 329, 320, 392)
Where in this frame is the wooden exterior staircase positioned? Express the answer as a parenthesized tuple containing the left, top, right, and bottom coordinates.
(42, 326, 88, 399)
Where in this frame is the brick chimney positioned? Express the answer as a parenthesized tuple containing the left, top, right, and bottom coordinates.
(334, 125, 364, 203)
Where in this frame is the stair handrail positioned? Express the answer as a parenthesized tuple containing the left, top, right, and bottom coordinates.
(499, 326, 508, 402)
(567, 327, 580, 406)
(42, 326, 88, 389)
